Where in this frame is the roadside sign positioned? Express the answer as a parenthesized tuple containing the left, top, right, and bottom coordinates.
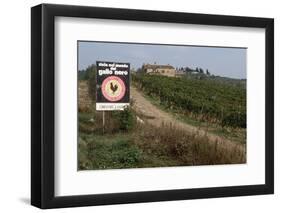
(96, 61, 130, 111)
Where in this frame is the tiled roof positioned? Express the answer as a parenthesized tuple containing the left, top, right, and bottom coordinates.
(143, 64, 175, 69)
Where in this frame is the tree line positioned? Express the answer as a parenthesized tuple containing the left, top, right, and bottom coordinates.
(176, 66, 211, 75)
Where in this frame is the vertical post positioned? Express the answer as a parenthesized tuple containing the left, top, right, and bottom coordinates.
(102, 111, 105, 134)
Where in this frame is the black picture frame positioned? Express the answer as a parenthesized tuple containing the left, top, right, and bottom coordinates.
(31, 3, 274, 209)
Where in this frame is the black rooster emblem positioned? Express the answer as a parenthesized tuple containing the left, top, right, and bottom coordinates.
(110, 82, 118, 94)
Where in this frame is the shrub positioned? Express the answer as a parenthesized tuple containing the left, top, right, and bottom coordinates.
(113, 107, 136, 132)
(78, 136, 143, 170)
(221, 112, 246, 128)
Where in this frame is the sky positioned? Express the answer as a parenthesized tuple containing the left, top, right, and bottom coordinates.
(78, 41, 247, 79)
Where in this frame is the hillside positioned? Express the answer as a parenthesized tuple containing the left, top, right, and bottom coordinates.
(77, 64, 247, 170)
(131, 86, 245, 151)
(133, 74, 246, 129)
(78, 78, 245, 170)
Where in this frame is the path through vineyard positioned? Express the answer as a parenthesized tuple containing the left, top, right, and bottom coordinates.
(131, 86, 245, 153)
(78, 80, 245, 153)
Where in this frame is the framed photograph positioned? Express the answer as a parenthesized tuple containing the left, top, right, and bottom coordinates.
(31, 3, 274, 209)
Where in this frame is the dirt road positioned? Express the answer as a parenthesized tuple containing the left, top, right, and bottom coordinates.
(130, 86, 245, 152)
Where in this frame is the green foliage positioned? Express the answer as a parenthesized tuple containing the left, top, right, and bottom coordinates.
(222, 112, 246, 128)
(78, 108, 136, 135)
(133, 74, 246, 128)
(78, 64, 97, 101)
(78, 134, 143, 170)
(78, 108, 246, 170)
(78, 64, 96, 80)
(113, 107, 136, 132)
(78, 123, 245, 170)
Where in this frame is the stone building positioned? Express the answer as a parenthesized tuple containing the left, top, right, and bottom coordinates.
(142, 63, 176, 77)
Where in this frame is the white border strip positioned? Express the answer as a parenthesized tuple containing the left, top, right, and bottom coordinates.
(55, 17, 265, 196)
